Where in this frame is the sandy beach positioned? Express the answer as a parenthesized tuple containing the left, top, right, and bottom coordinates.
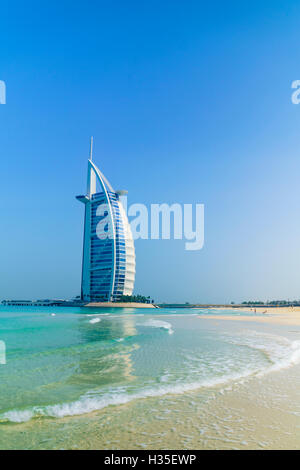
(199, 306, 300, 326)
(4, 363, 299, 450)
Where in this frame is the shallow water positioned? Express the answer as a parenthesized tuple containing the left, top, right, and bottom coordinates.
(0, 306, 299, 449)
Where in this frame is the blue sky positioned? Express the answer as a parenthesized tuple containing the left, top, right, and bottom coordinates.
(1, 1, 300, 302)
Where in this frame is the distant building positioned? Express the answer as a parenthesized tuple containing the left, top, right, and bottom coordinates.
(76, 139, 135, 302)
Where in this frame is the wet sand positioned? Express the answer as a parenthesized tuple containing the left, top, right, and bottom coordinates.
(3, 361, 299, 449)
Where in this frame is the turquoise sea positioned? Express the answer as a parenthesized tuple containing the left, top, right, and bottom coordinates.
(0, 306, 299, 449)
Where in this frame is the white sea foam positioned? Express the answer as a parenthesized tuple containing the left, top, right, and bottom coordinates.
(89, 318, 101, 324)
(259, 339, 300, 375)
(2, 328, 300, 424)
(141, 319, 174, 335)
(0, 370, 257, 423)
(3, 409, 34, 423)
(225, 330, 300, 376)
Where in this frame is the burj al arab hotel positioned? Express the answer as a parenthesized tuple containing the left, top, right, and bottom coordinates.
(76, 139, 135, 302)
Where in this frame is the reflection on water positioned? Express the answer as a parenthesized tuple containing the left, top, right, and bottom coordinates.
(76, 314, 138, 386)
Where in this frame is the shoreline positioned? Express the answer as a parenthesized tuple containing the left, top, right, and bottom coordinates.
(199, 306, 300, 325)
(5, 357, 299, 450)
(1, 306, 299, 449)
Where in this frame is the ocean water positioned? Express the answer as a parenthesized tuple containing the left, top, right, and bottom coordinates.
(0, 306, 299, 449)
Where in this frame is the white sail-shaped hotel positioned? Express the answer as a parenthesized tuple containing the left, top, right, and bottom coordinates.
(76, 139, 135, 302)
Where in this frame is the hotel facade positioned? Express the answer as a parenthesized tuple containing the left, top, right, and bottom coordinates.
(76, 140, 135, 302)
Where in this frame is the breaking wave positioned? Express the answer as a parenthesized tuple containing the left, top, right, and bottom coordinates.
(141, 319, 174, 335)
(0, 370, 257, 423)
(1, 327, 299, 424)
(89, 318, 101, 324)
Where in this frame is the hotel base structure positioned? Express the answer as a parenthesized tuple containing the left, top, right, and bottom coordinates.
(76, 139, 135, 302)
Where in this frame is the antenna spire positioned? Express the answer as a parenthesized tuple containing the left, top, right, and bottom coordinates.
(89, 136, 93, 161)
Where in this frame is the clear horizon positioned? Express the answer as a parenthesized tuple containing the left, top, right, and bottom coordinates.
(1, 1, 300, 303)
